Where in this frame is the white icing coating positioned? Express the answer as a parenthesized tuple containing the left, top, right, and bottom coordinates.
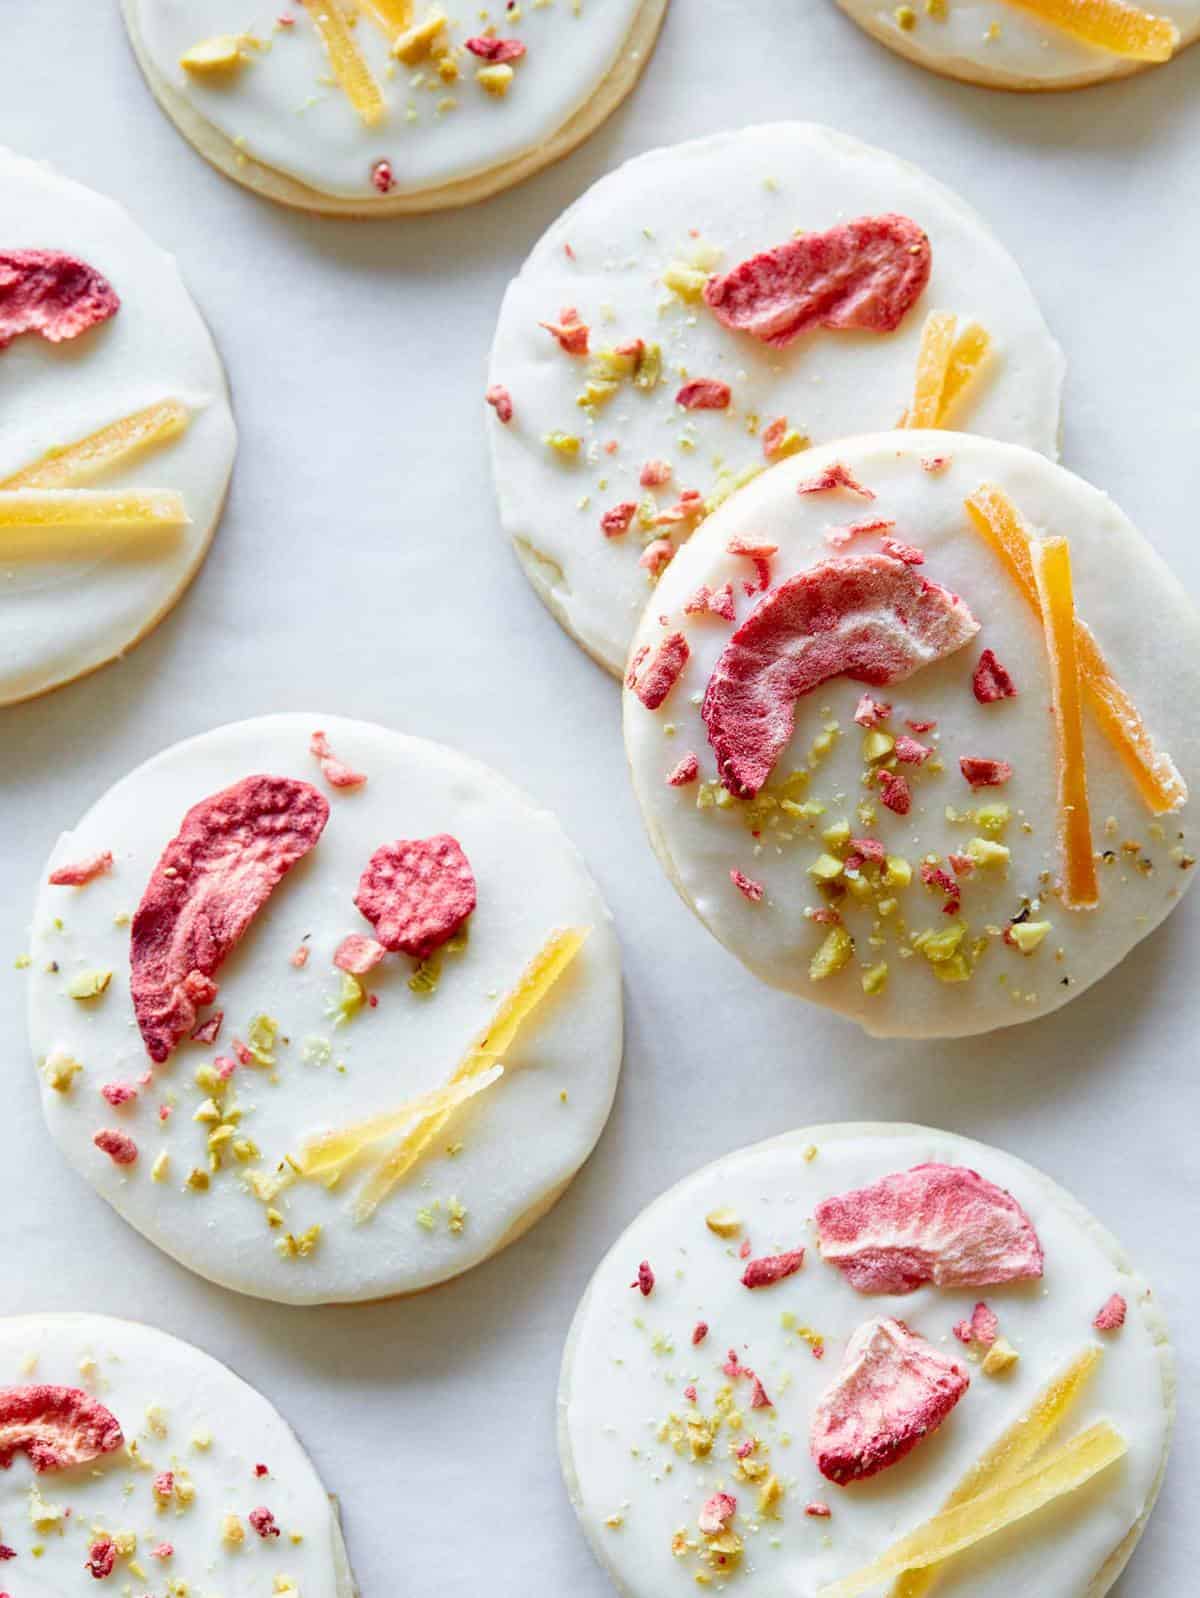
(0, 1312, 353, 1596)
(488, 124, 1064, 677)
(25, 714, 623, 1305)
(132, 0, 651, 200)
(836, 0, 1200, 90)
(559, 1124, 1173, 1598)
(0, 148, 236, 706)
(623, 431, 1200, 1037)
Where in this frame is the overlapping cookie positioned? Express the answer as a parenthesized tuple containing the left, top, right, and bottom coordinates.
(25, 714, 622, 1304)
(560, 1123, 1172, 1598)
(123, 0, 668, 214)
(623, 432, 1198, 1036)
(488, 123, 1064, 677)
(0, 148, 236, 706)
(0, 1313, 356, 1595)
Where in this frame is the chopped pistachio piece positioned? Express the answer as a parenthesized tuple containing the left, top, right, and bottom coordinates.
(810, 926, 853, 981)
(705, 1207, 742, 1238)
(1009, 920, 1051, 954)
(67, 968, 111, 1000)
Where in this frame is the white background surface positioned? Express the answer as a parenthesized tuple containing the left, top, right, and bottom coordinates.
(3, 4, 1198, 1594)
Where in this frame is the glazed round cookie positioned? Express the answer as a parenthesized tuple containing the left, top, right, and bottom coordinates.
(0, 149, 236, 706)
(25, 713, 622, 1305)
(0, 1312, 355, 1595)
(623, 431, 1199, 1038)
(124, 0, 668, 214)
(560, 1123, 1173, 1598)
(487, 122, 1063, 678)
(835, 0, 1199, 91)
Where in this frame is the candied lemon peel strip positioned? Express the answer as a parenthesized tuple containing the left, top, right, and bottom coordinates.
(819, 1420, 1127, 1598)
(300, 1, 387, 126)
(353, 926, 590, 1222)
(1005, 0, 1178, 61)
(0, 401, 190, 491)
(965, 485, 1187, 814)
(359, 0, 415, 40)
(1032, 537, 1100, 908)
(891, 1345, 1102, 1598)
(0, 490, 188, 533)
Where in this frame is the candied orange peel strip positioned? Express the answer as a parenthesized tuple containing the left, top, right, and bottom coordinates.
(1004, 0, 1178, 61)
(906, 311, 959, 429)
(358, 0, 415, 39)
(0, 489, 188, 534)
(965, 485, 1187, 814)
(0, 401, 190, 491)
(939, 323, 992, 423)
(891, 1345, 1102, 1598)
(819, 1421, 1126, 1598)
(353, 926, 590, 1221)
(300, 1, 386, 126)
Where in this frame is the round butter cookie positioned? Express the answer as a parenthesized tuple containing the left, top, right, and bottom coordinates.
(123, 0, 668, 214)
(26, 713, 622, 1305)
(623, 431, 1199, 1037)
(0, 148, 236, 706)
(560, 1122, 1173, 1598)
(0, 1312, 356, 1596)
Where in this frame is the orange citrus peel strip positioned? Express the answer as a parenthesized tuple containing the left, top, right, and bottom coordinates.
(1032, 536, 1100, 908)
(0, 400, 190, 491)
(300, 1, 386, 126)
(819, 1420, 1126, 1598)
(965, 485, 1187, 814)
(891, 1344, 1102, 1598)
(353, 926, 590, 1221)
(906, 311, 959, 429)
(358, 0, 415, 39)
(938, 323, 993, 424)
(1004, 0, 1178, 61)
(0, 489, 188, 533)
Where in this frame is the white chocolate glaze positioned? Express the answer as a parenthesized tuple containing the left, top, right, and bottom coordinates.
(25, 714, 623, 1304)
(560, 1124, 1173, 1598)
(623, 431, 1199, 1037)
(0, 148, 236, 706)
(0, 1312, 355, 1596)
(488, 123, 1064, 677)
(836, 0, 1200, 90)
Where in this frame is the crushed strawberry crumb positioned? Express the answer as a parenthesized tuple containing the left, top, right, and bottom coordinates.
(485, 384, 513, 423)
(960, 756, 1012, 788)
(973, 648, 1018, 703)
(675, 378, 731, 411)
(48, 851, 113, 887)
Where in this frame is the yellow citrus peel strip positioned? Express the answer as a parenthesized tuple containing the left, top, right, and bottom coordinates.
(1004, 0, 1178, 61)
(1031, 536, 1100, 908)
(300, 1, 386, 126)
(938, 323, 992, 424)
(906, 311, 959, 429)
(0, 489, 188, 533)
(965, 485, 1187, 814)
(353, 926, 590, 1221)
(0, 400, 190, 490)
(818, 1421, 1126, 1598)
(358, 0, 415, 39)
(891, 1345, 1102, 1598)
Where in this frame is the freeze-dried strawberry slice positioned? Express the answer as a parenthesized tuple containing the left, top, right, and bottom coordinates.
(130, 777, 330, 1063)
(0, 1385, 123, 1472)
(742, 1248, 804, 1287)
(703, 555, 979, 798)
(702, 215, 931, 350)
(0, 250, 119, 350)
(810, 1317, 968, 1485)
(960, 756, 1012, 788)
(814, 1163, 1044, 1294)
(627, 632, 690, 710)
(354, 834, 476, 960)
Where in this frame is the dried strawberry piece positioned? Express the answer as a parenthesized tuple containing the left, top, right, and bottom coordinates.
(880, 536, 925, 566)
(741, 1248, 804, 1288)
(628, 632, 689, 710)
(334, 933, 386, 975)
(48, 851, 113, 887)
(907, 717, 937, 733)
(371, 160, 394, 194)
(100, 1081, 137, 1107)
(131, 777, 330, 1063)
(639, 538, 674, 576)
(893, 735, 932, 765)
(1093, 1293, 1127, 1332)
(825, 517, 896, 550)
(692, 1322, 708, 1345)
(921, 863, 961, 915)
(749, 1375, 773, 1409)
(465, 34, 526, 61)
(676, 378, 731, 411)
(630, 1261, 655, 1296)
(806, 1501, 832, 1518)
(248, 1507, 280, 1539)
(94, 1128, 138, 1165)
(666, 752, 700, 787)
(728, 536, 777, 593)
(600, 501, 637, 538)
(730, 869, 764, 903)
(698, 1492, 736, 1533)
(877, 770, 911, 815)
(703, 555, 979, 798)
(685, 583, 736, 623)
(854, 694, 891, 728)
(539, 307, 588, 355)
(702, 215, 931, 349)
(189, 1011, 223, 1045)
(652, 489, 703, 528)
(847, 838, 885, 868)
(960, 756, 1012, 788)
(0, 250, 119, 351)
(86, 1536, 116, 1579)
(640, 458, 672, 487)
(810, 1317, 968, 1485)
(0, 1385, 123, 1472)
(814, 1163, 1044, 1294)
(485, 384, 514, 424)
(970, 1301, 998, 1346)
(922, 455, 951, 474)
(948, 853, 974, 877)
(354, 835, 476, 960)
(310, 730, 366, 789)
(798, 463, 875, 500)
(973, 648, 1018, 703)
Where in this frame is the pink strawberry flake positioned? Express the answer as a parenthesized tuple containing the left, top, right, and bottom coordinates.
(738, 1238, 752, 1259)
(973, 648, 1018, 703)
(464, 34, 526, 61)
(731, 869, 764, 903)
(683, 1383, 697, 1402)
(627, 632, 689, 710)
(630, 1261, 655, 1296)
(99, 1081, 137, 1108)
(814, 1163, 1044, 1294)
(723, 1349, 746, 1379)
(248, 1507, 280, 1540)
(684, 583, 736, 623)
(310, 730, 366, 789)
(0, 251, 119, 350)
(797, 463, 875, 500)
(0, 1546, 14, 1559)
(949, 853, 974, 877)
(93, 1128, 137, 1166)
(254, 1463, 270, 1477)
(878, 770, 912, 815)
(824, 517, 896, 550)
(600, 501, 637, 538)
(539, 307, 588, 355)
(86, 1535, 116, 1579)
(153, 1470, 175, 1500)
(703, 554, 978, 798)
(371, 159, 394, 194)
(698, 1492, 737, 1534)
(761, 416, 791, 460)
(806, 1501, 832, 1518)
(847, 838, 885, 868)
(880, 536, 925, 565)
(893, 735, 932, 765)
(676, 378, 731, 411)
(640, 459, 672, 488)
(907, 718, 937, 733)
(666, 752, 700, 787)
(749, 1375, 773, 1410)
(810, 1317, 968, 1485)
(1093, 1293, 1127, 1332)
(854, 694, 891, 728)
(0, 1386, 123, 1472)
(639, 538, 675, 576)
(960, 756, 1012, 789)
(735, 1440, 755, 1460)
(485, 384, 513, 424)
(921, 863, 961, 916)
(727, 535, 777, 593)
(190, 1010, 223, 1045)
(334, 933, 387, 976)
(952, 1319, 972, 1345)
(652, 489, 703, 528)
(921, 455, 951, 473)
(354, 834, 476, 960)
(290, 944, 309, 969)
(215, 1055, 237, 1080)
(151, 1542, 174, 1560)
(692, 1322, 708, 1346)
(741, 1248, 805, 1288)
(702, 216, 931, 349)
(48, 851, 113, 887)
(130, 776, 329, 1063)
(970, 1301, 998, 1346)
